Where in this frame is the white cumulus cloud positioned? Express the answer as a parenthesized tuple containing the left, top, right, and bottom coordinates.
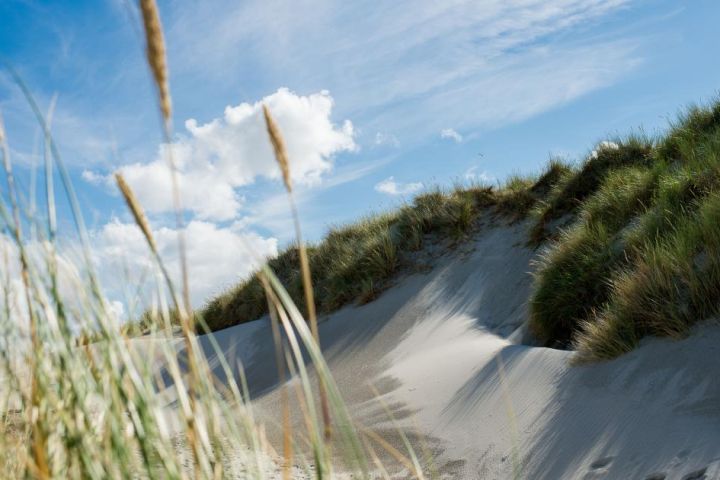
(590, 140, 620, 159)
(0, 234, 108, 331)
(87, 88, 356, 221)
(464, 166, 494, 183)
(81, 169, 105, 185)
(93, 219, 278, 307)
(440, 128, 463, 143)
(374, 176, 423, 196)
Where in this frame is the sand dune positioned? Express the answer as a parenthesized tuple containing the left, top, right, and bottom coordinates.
(181, 220, 720, 479)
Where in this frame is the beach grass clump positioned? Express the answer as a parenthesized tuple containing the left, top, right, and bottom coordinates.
(495, 174, 537, 219)
(574, 190, 720, 361)
(530, 136, 654, 242)
(530, 158, 573, 198)
(578, 166, 658, 232)
(312, 213, 400, 311)
(530, 222, 617, 347)
(531, 98, 720, 360)
(530, 165, 659, 347)
(657, 101, 720, 163)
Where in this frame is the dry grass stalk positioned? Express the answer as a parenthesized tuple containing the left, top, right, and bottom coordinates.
(296, 236, 331, 440)
(260, 273, 293, 480)
(262, 104, 292, 192)
(139, 0, 172, 120)
(361, 428, 419, 476)
(262, 103, 333, 439)
(114, 171, 206, 475)
(115, 173, 157, 252)
(136, 2, 207, 473)
(0, 110, 50, 479)
(138, 0, 191, 325)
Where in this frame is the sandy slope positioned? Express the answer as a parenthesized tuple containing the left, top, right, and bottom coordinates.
(190, 219, 720, 479)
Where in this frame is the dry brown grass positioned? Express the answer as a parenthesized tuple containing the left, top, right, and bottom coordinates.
(262, 103, 333, 440)
(115, 172, 157, 252)
(263, 104, 292, 192)
(139, 0, 171, 120)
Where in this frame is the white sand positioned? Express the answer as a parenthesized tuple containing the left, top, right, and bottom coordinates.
(192, 219, 720, 479)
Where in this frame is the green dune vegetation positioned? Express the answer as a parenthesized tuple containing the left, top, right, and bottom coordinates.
(532, 103, 720, 361)
(200, 99, 720, 363)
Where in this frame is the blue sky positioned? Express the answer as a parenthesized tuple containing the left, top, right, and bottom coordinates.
(1, 0, 719, 308)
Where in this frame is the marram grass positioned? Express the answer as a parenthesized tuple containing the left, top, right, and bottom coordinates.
(530, 101, 720, 361)
(0, 2, 427, 479)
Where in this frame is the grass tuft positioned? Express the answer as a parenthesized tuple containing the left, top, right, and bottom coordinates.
(530, 136, 653, 242)
(530, 99, 720, 359)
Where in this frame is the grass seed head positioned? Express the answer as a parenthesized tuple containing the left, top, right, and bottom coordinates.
(115, 172, 157, 252)
(262, 104, 292, 192)
(139, 0, 172, 120)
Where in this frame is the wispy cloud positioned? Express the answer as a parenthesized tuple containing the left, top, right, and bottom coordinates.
(375, 176, 423, 196)
(374, 132, 400, 148)
(441, 128, 463, 143)
(464, 166, 494, 183)
(240, 154, 395, 240)
(165, 0, 639, 143)
(5, 0, 644, 181)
